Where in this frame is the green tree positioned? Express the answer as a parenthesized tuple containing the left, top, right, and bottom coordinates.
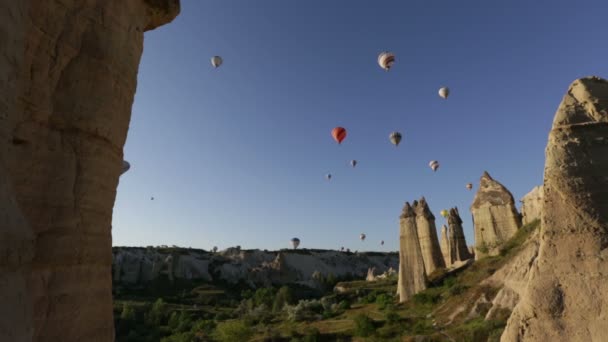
(353, 314, 375, 337)
(144, 298, 166, 327)
(253, 287, 276, 308)
(273, 286, 293, 312)
(120, 303, 136, 321)
(213, 320, 253, 342)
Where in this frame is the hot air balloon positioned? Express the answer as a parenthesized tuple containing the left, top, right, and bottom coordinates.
(440, 209, 449, 218)
(378, 52, 395, 71)
(121, 160, 130, 175)
(350, 160, 357, 168)
(340, 246, 345, 252)
(211, 56, 223, 68)
(466, 183, 473, 190)
(360, 233, 366, 241)
(291, 238, 300, 249)
(380, 240, 385, 246)
(332, 127, 347, 144)
(389, 132, 402, 147)
(438, 87, 450, 99)
(151, 196, 155, 201)
(212, 246, 218, 253)
(326, 173, 332, 181)
(429, 160, 440, 172)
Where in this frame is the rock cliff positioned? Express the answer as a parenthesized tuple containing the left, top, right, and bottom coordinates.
(439, 225, 450, 267)
(503, 76, 608, 341)
(0, 1, 179, 340)
(471, 172, 522, 259)
(112, 247, 398, 289)
(413, 198, 446, 275)
(447, 208, 473, 264)
(520, 185, 543, 225)
(398, 202, 427, 302)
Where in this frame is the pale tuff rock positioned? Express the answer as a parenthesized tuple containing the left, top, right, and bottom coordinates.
(0, 1, 179, 340)
(447, 208, 473, 263)
(398, 202, 427, 302)
(112, 247, 398, 289)
(471, 172, 522, 259)
(520, 185, 543, 225)
(440, 225, 451, 267)
(413, 198, 446, 275)
(366, 267, 377, 282)
(483, 229, 539, 320)
(503, 77, 608, 342)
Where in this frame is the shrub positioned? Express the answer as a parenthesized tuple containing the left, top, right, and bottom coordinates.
(448, 284, 469, 296)
(301, 326, 321, 342)
(413, 292, 441, 305)
(338, 300, 351, 311)
(375, 293, 393, 310)
(212, 320, 253, 342)
(384, 308, 400, 324)
(353, 314, 375, 337)
(273, 286, 293, 312)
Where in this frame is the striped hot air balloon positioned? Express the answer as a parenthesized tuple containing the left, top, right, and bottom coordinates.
(378, 52, 395, 71)
(332, 127, 347, 144)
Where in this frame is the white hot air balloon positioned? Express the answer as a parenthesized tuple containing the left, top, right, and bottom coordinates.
(211, 56, 223, 68)
(291, 238, 301, 249)
(429, 160, 440, 172)
(378, 52, 395, 71)
(438, 87, 450, 99)
(466, 183, 473, 190)
(360, 233, 366, 241)
(121, 160, 130, 175)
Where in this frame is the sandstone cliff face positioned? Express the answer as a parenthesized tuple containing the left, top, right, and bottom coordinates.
(520, 185, 543, 225)
(471, 172, 522, 259)
(483, 229, 539, 320)
(447, 208, 472, 263)
(112, 247, 398, 289)
(398, 202, 427, 302)
(440, 225, 450, 267)
(503, 77, 608, 342)
(413, 198, 445, 275)
(0, 1, 179, 341)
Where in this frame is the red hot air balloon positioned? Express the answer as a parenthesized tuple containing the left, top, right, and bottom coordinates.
(331, 127, 347, 144)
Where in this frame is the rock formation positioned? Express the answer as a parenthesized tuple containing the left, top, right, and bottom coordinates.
(471, 172, 522, 259)
(0, 1, 180, 340)
(520, 185, 543, 225)
(503, 76, 608, 341)
(413, 198, 446, 275)
(439, 225, 451, 266)
(447, 208, 472, 263)
(112, 247, 398, 288)
(398, 202, 427, 302)
(366, 267, 377, 282)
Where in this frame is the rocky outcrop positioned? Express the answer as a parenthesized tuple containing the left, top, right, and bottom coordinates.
(520, 185, 543, 225)
(483, 228, 539, 320)
(440, 225, 450, 267)
(112, 247, 398, 289)
(503, 77, 608, 342)
(366, 267, 377, 281)
(447, 208, 472, 263)
(471, 172, 522, 259)
(398, 202, 427, 302)
(413, 198, 445, 275)
(0, 1, 179, 340)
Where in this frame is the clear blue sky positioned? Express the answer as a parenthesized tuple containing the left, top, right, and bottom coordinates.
(112, 0, 608, 251)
